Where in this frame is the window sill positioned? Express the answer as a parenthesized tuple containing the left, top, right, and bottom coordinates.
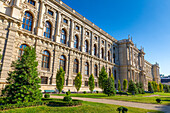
(41, 68, 50, 71)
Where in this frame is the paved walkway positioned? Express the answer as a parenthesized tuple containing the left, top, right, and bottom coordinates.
(51, 95, 170, 113)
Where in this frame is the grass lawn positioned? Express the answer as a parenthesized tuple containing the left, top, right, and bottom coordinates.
(52, 92, 170, 105)
(0, 101, 163, 113)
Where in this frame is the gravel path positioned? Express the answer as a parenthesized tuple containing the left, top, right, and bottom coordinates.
(51, 95, 170, 113)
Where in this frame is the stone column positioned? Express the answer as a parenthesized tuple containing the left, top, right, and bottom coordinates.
(90, 32, 93, 55)
(55, 12, 61, 43)
(69, 20, 74, 48)
(68, 51, 74, 86)
(81, 26, 85, 52)
(37, 0, 45, 36)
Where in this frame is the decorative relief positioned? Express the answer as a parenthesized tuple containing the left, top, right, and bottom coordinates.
(2, 0, 11, 5)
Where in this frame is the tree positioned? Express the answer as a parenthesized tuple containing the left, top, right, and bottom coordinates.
(98, 66, 108, 90)
(148, 81, 154, 93)
(2, 47, 42, 104)
(75, 72, 82, 93)
(104, 77, 116, 96)
(159, 83, 163, 92)
(110, 73, 114, 83)
(128, 80, 138, 94)
(118, 80, 121, 92)
(123, 79, 128, 92)
(88, 74, 95, 93)
(56, 67, 65, 93)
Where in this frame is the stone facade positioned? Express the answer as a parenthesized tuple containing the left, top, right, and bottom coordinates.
(0, 0, 160, 92)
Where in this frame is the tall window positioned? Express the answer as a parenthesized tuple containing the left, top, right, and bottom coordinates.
(85, 40, 88, 53)
(114, 70, 117, 80)
(42, 50, 50, 69)
(113, 53, 116, 63)
(108, 51, 110, 62)
(59, 55, 66, 71)
(44, 21, 52, 38)
(18, 44, 28, 60)
(74, 35, 79, 49)
(41, 77, 48, 84)
(101, 48, 104, 59)
(73, 59, 79, 73)
(94, 44, 97, 56)
(28, 0, 35, 5)
(94, 64, 97, 77)
(22, 11, 33, 31)
(61, 29, 66, 44)
(109, 68, 111, 77)
(85, 62, 89, 76)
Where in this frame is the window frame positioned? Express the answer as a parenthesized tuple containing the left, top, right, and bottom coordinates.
(61, 29, 67, 44)
(59, 55, 66, 71)
(44, 21, 52, 39)
(73, 59, 79, 74)
(41, 50, 50, 69)
(22, 11, 33, 31)
(85, 62, 89, 76)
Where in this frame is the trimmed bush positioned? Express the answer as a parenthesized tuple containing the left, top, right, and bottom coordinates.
(66, 91, 71, 95)
(63, 96, 72, 102)
(117, 106, 128, 113)
(96, 91, 99, 94)
(0, 101, 48, 111)
(44, 93, 50, 98)
(156, 98, 161, 104)
(83, 91, 86, 94)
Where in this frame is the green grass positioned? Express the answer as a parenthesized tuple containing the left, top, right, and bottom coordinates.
(52, 92, 170, 105)
(0, 101, 163, 113)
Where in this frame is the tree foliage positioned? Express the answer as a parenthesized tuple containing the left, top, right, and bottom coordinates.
(148, 81, 154, 93)
(118, 80, 121, 92)
(98, 66, 108, 90)
(56, 67, 65, 93)
(128, 80, 138, 94)
(103, 77, 116, 96)
(159, 83, 163, 92)
(2, 47, 42, 104)
(123, 79, 128, 92)
(74, 72, 82, 92)
(88, 74, 95, 93)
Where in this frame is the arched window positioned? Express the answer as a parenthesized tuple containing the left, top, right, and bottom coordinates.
(108, 51, 110, 62)
(22, 11, 33, 31)
(94, 44, 97, 56)
(73, 59, 79, 73)
(114, 70, 117, 80)
(18, 44, 28, 60)
(61, 29, 66, 44)
(42, 50, 50, 69)
(101, 48, 104, 59)
(94, 64, 98, 77)
(109, 68, 111, 77)
(85, 62, 89, 76)
(44, 21, 52, 38)
(85, 40, 88, 53)
(74, 35, 79, 49)
(59, 55, 66, 71)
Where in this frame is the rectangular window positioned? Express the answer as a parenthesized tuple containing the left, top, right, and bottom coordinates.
(76, 26, 79, 30)
(41, 77, 48, 84)
(48, 10, 53, 16)
(95, 82, 98, 87)
(85, 81, 88, 86)
(28, 0, 35, 6)
(63, 19, 68, 24)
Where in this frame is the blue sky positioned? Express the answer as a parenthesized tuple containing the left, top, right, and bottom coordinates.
(62, 0, 170, 76)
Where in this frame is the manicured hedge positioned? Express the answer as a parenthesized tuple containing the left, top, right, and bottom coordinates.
(0, 101, 48, 111)
(42, 98, 82, 106)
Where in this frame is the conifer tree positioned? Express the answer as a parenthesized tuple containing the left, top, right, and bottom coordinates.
(56, 67, 65, 93)
(98, 66, 108, 90)
(123, 79, 128, 92)
(104, 77, 116, 96)
(2, 47, 42, 104)
(118, 80, 121, 92)
(148, 81, 154, 93)
(88, 74, 95, 93)
(128, 80, 138, 94)
(75, 72, 82, 93)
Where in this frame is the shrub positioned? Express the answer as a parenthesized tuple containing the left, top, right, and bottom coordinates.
(98, 66, 108, 90)
(123, 79, 128, 92)
(88, 74, 95, 93)
(117, 106, 128, 113)
(156, 98, 161, 104)
(63, 96, 72, 102)
(56, 67, 65, 93)
(75, 72, 82, 93)
(128, 80, 138, 94)
(96, 91, 99, 94)
(118, 80, 121, 92)
(66, 91, 71, 95)
(44, 93, 50, 98)
(103, 77, 116, 96)
(83, 91, 86, 94)
(148, 81, 154, 93)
